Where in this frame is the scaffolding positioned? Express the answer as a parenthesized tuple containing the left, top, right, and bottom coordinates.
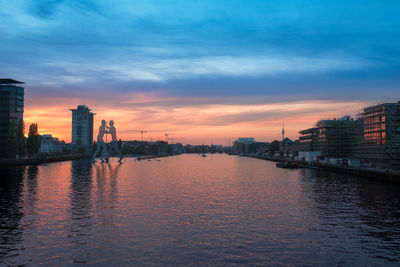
(357, 101, 400, 169)
(299, 116, 359, 158)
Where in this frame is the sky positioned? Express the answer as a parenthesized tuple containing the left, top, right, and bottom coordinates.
(1, 0, 399, 144)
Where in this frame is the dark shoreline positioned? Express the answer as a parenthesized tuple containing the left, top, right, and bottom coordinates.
(0, 153, 177, 167)
(0, 154, 91, 167)
(242, 154, 400, 184)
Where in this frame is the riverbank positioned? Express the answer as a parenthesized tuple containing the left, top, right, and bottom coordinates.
(122, 154, 180, 160)
(0, 153, 181, 167)
(0, 154, 91, 167)
(243, 154, 400, 183)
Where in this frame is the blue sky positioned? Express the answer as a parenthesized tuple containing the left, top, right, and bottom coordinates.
(1, 0, 399, 142)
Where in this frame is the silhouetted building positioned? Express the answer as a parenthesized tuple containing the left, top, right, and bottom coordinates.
(155, 140, 168, 156)
(170, 143, 184, 155)
(121, 140, 150, 154)
(0, 79, 24, 157)
(280, 138, 298, 158)
(232, 137, 255, 154)
(357, 101, 400, 169)
(69, 105, 95, 153)
(248, 142, 270, 155)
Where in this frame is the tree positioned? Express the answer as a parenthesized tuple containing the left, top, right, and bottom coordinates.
(16, 120, 26, 157)
(5, 121, 17, 158)
(269, 140, 280, 155)
(93, 141, 97, 153)
(27, 123, 40, 156)
(118, 139, 122, 151)
(4, 120, 25, 158)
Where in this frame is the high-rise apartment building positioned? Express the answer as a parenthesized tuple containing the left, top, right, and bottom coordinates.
(70, 105, 95, 153)
(0, 79, 24, 157)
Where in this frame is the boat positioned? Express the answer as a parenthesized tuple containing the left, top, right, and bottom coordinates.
(276, 162, 299, 169)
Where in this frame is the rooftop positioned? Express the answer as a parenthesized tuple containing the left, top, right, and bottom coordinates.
(69, 105, 94, 112)
(0, 78, 25, 85)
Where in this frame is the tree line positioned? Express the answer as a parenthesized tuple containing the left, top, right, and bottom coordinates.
(5, 120, 40, 158)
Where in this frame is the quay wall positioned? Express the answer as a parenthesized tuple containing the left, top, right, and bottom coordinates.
(245, 155, 400, 184)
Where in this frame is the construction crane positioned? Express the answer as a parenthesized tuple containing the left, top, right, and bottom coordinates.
(164, 133, 175, 143)
(135, 130, 148, 141)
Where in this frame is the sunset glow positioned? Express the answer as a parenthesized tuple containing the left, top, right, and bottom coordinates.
(24, 93, 373, 144)
(2, 0, 399, 145)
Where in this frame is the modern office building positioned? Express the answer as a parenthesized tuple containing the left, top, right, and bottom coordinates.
(70, 105, 95, 153)
(357, 101, 400, 169)
(0, 79, 24, 157)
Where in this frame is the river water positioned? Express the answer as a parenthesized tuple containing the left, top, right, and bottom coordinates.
(1, 154, 400, 266)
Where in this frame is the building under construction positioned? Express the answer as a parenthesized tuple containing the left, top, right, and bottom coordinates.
(298, 116, 360, 158)
(357, 101, 400, 169)
(297, 101, 400, 170)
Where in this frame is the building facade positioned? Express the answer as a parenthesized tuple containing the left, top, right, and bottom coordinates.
(232, 137, 255, 154)
(0, 79, 24, 157)
(298, 116, 360, 158)
(40, 134, 62, 154)
(357, 101, 400, 169)
(70, 105, 95, 153)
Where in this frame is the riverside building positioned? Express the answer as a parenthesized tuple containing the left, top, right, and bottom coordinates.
(298, 116, 360, 159)
(232, 138, 255, 154)
(0, 79, 24, 157)
(357, 101, 400, 169)
(39, 134, 62, 154)
(70, 105, 95, 153)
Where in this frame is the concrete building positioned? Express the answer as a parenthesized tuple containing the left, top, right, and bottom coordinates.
(70, 105, 95, 153)
(155, 140, 169, 156)
(171, 143, 184, 155)
(40, 134, 62, 154)
(298, 116, 359, 158)
(357, 101, 400, 169)
(232, 137, 255, 154)
(0, 79, 24, 157)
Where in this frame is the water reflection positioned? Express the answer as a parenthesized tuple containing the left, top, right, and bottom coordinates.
(69, 159, 94, 239)
(0, 166, 25, 265)
(95, 162, 120, 210)
(298, 169, 400, 263)
(24, 166, 38, 216)
(0, 155, 399, 266)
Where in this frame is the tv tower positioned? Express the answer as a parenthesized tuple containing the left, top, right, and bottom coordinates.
(282, 121, 285, 141)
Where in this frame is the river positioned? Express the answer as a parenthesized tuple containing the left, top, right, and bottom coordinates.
(1, 154, 400, 266)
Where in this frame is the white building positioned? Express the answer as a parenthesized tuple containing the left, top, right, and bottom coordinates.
(40, 134, 62, 154)
(70, 105, 95, 153)
(237, 138, 255, 143)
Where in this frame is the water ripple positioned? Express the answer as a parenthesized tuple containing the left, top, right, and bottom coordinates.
(0, 155, 400, 266)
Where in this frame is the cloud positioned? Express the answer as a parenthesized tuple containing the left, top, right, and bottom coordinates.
(41, 54, 369, 83)
(2, 0, 400, 145)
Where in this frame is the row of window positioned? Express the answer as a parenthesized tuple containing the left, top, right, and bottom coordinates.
(364, 132, 386, 140)
(365, 124, 386, 132)
(364, 115, 385, 124)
